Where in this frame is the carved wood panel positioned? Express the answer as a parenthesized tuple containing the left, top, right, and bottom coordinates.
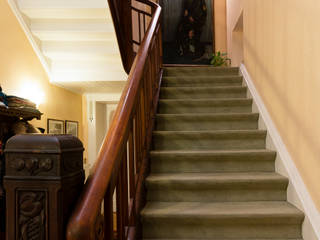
(17, 190, 48, 240)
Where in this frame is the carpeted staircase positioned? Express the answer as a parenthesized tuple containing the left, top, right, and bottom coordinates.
(141, 67, 304, 239)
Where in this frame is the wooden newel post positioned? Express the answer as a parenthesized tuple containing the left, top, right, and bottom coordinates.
(3, 134, 84, 240)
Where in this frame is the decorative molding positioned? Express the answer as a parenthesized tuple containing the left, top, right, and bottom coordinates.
(240, 63, 320, 239)
(6, 0, 51, 77)
(10, 157, 53, 176)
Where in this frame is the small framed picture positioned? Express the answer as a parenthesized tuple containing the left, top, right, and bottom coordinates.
(47, 119, 64, 134)
(65, 120, 78, 137)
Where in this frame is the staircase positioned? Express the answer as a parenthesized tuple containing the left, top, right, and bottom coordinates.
(141, 67, 304, 239)
(14, 0, 127, 93)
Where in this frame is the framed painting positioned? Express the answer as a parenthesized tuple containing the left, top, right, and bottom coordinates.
(65, 120, 78, 137)
(47, 119, 64, 134)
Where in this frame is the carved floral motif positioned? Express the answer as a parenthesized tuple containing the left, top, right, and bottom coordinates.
(10, 158, 53, 176)
(18, 191, 46, 240)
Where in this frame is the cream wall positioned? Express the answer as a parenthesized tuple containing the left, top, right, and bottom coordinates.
(227, 0, 320, 211)
(0, 0, 84, 149)
(226, 0, 243, 63)
(214, 0, 227, 53)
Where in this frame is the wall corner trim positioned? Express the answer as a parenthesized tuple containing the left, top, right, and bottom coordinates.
(6, 0, 51, 78)
(240, 63, 320, 239)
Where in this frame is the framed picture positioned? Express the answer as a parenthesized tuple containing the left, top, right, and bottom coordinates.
(65, 120, 78, 137)
(47, 119, 64, 134)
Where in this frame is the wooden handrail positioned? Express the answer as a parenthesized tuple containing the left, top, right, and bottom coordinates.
(66, 1, 162, 239)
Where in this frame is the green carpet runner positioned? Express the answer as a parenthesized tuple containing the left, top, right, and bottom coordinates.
(141, 67, 304, 239)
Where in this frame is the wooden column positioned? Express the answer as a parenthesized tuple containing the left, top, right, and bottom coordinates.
(4, 134, 84, 240)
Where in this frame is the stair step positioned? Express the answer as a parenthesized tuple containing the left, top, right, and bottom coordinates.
(141, 201, 304, 239)
(50, 69, 127, 82)
(162, 75, 243, 87)
(30, 19, 115, 41)
(18, 0, 108, 10)
(146, 172, 288, 202)
(42, 41, 119, 60)
(144, 239, 303, 240)
(160, 86, 247, 99)
(150, 150, 276, 173)
(152, 130, 266, 151)
(20, 8, 110, 19)
(155, 113, 259, 131)
(50, 59, 126, 82)
(158, 98, 252, 114)
(163, 66, 239, 76)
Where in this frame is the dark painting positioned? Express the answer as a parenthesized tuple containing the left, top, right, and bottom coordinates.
(160, 0, 214, 64)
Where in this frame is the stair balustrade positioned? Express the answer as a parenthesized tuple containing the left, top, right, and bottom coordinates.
(66, 1, 162, 239)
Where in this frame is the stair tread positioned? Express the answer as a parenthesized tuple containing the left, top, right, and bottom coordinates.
(159, 98, 252, 103)
(156, 112, 259, 119)
(149, 150, 276, 173)
(141, 201, 304, 220)
(147, 172, 287, 185)
(163, 67, 240, 76)
(153, 129, 267, 135)
(160, 86, 247, 99)
(150, 149, 276, 155)
(144, 239, 303, 240)
(164, 66, 240, 71)
(163, 75, 241, 79)
(160, 86, 247, 90)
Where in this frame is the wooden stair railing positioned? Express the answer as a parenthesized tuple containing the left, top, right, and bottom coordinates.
(66, 1, 162, 239)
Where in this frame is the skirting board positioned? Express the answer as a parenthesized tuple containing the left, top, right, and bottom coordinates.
(240, 63, 320, 239)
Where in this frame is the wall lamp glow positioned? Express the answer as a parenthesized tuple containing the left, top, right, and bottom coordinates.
(18, 82, 45, 108)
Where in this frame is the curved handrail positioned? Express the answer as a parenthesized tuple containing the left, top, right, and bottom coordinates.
(66, 1, 161, 239)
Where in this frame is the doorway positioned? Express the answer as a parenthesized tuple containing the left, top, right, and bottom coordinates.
(160, 0, 215, 65)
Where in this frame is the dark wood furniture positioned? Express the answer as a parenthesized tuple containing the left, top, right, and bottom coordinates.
(0, 106, 42, 238)
(4, 134, 84, 240)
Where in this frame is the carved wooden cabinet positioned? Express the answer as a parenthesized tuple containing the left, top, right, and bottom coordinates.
(4, 134, 84, 240)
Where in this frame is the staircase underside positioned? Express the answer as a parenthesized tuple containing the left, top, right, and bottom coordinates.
(141, 67, 304, 240)
(15, 0, 127, 94)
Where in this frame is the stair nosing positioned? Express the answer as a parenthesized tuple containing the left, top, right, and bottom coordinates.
(159, 98, 253, 102)
(160, 86, 247, 90)
(141, 201, 304, 220)
(153, 129, 267, 134)
(156, 112, 259, 118)
(146, 172, 288, 187)
(149, 149, 276, 155)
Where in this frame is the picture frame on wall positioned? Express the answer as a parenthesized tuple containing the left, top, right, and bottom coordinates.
(65, 120, 78, 137)
(47, 119, 64, 134)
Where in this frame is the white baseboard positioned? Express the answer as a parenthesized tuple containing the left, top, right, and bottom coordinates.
(7, 0, 51, 77)
(240, 64, 320, 240)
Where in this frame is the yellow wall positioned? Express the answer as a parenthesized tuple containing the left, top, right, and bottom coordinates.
(214, 0, 227, 53)
(227, 0, 320, 210)
(0, 0, 84, 148)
